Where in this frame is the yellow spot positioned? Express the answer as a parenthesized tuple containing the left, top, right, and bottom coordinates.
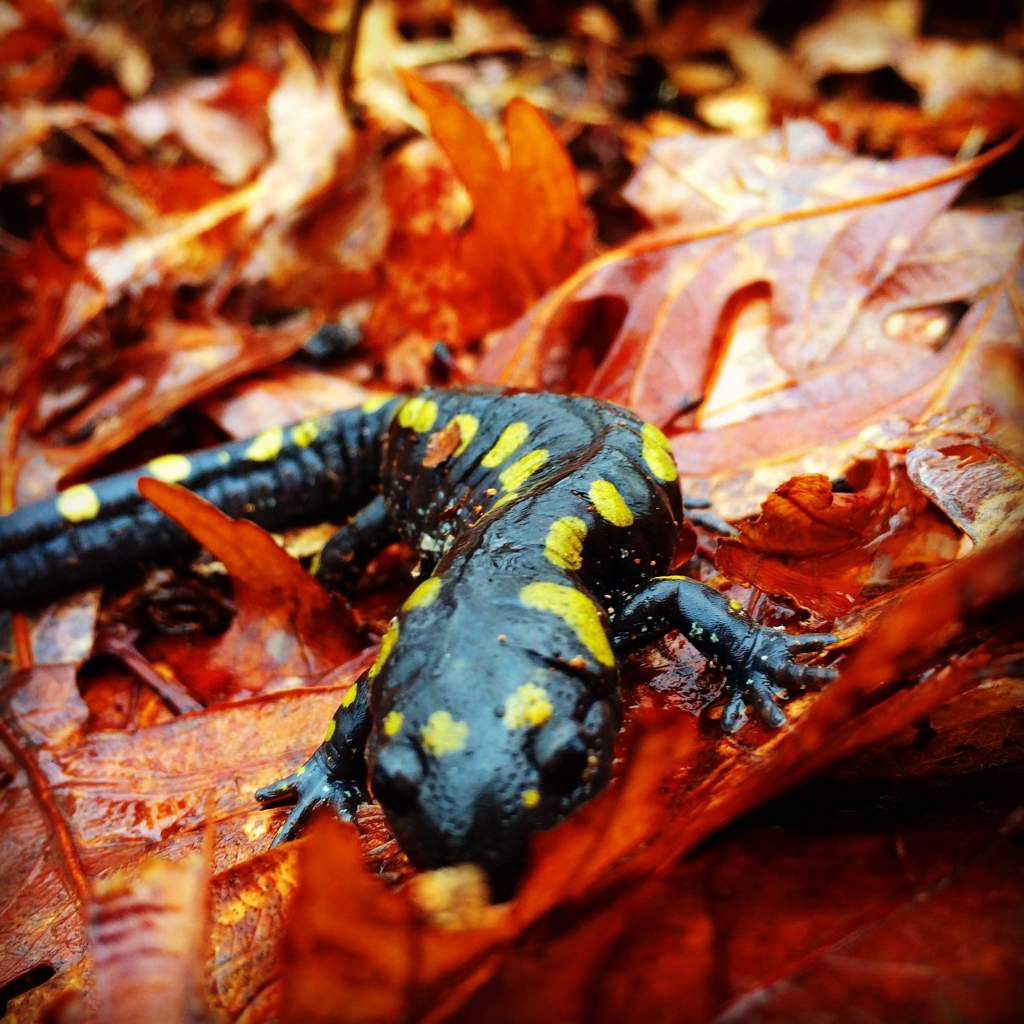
(656, 575, 686, 581)
(729, 598, 744, 612)
(147, 453, 192, 483)
(340, 683, 358, 708)
(499, 449, 548, 492)
(218, 451, 231, 464)
(642, 442, 677, 482)
(291, 419, 320, 447)
(296, 764, 305, 776)
(505, 683, 554, 729)
(368, 619, 399, 678)
(324, 719, 337, 742)
(398, 396, 438, 433)
(450, 414, 479, 456)
(57, 484, 100, 523)
(641, 422, 678, 482)
(519, 582, 614, 667)
(481, 421, 529, 467)
(246, 427, 284, 462)
(545, 516, 587, 570)
(362, 393, 395, 413)
(383, 710, 404, 737)
(521, 788, 541, 809)
(589, 479, 634, 527)
(403, 576, 441, 611)
(309, 551, 322, 576)
(642, 421, 672, 451)
(421, 711, 469, 756)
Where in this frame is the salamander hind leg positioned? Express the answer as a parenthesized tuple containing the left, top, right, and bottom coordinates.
(611, 576, 837, 733)
(313, 494, 395, 594)
(255, 674, 371, 845)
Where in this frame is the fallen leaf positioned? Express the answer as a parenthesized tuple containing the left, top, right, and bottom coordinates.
(366, 75, 590, 368)
(90, 853, 209, 1024)
(715, 454, 961, 616)
(138, 479, 361, 699)
(124, 68, 272, 185)
(32, 316, 317, 492)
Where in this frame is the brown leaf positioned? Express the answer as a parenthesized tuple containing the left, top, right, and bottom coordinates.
(138, 479, 360, 699)
(36, 39, 351, 372)
(896, 38, 1024, 116)
(200, 366, 373, 439)
(480, 121, 985, 425)
(905, 414, 1024, 545)
(124, 67, 273, 185)
(421, 419, 464, 468)
(365, 75, 590, 366)
(276, 530, 1021, 1022)
(732, 823, 1024, 1023)
(37, 316, 317, 489)
(90, 853, 209, 1024)
(715, 455, 961, 616)
(793, 0, 921, 79)
(0, 677, 355, 1018)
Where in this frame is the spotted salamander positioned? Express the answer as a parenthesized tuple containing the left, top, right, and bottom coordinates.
(0, 388, 835, 889)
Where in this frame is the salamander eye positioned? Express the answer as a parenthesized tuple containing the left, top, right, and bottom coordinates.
(372, 744, 423, 814)
(534, 719, 587, 793)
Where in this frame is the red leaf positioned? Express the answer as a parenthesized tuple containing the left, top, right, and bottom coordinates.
(715, 455, 961, 616)
(139, 478, 360, 699)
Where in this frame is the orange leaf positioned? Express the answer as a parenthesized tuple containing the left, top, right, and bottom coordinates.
(504, 97, 589, 292)
(139, 478, 360, 699)
(365, 75, 591, 371)
(398, 71, 507, 221)
(714, 455, 962, 616)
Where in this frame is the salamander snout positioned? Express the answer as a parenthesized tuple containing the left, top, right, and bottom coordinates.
(369, 696, 617, 898)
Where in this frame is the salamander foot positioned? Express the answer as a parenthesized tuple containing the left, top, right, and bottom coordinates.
(720, 629, 838, 733)
(255, 745, 363, 846)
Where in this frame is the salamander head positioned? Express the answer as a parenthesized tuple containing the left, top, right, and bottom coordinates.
(367, 653, 617, 897)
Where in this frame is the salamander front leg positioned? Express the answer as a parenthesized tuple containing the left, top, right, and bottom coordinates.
(255, 673, 371, 845)
(314, 494, 395, 594)
(611, 576, 837, 732)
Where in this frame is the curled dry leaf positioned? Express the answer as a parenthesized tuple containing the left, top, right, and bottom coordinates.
(138, 480, 361, 700)
(715, 454, 962, 617)
(366, 74, 591, 369)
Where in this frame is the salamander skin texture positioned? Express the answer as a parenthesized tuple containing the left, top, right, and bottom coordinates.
(0, 388, 836, 892)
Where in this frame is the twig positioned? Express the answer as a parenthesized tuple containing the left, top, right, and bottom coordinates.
(339, 0, 370, 116)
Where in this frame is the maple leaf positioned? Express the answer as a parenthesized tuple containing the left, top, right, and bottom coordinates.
(365, 74, 591, 372)
(479, 123, 1023, 518)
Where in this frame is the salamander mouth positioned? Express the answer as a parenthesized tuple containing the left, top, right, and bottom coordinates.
(384, 804, 530, 899)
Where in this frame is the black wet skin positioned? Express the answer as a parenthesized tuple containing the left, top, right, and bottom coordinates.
(0, 388, 835, 890)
